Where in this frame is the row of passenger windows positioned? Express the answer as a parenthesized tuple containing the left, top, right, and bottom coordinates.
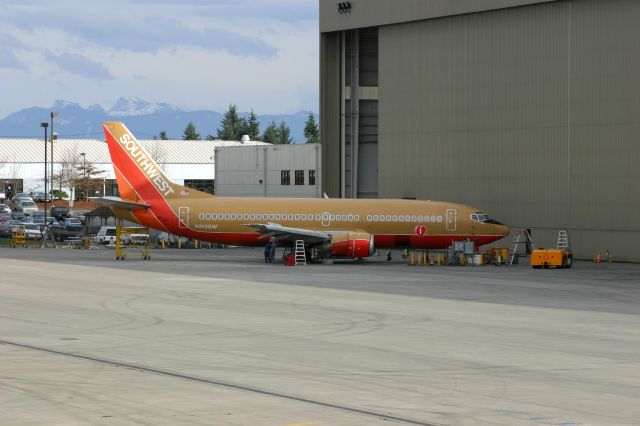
(199, 212, 360, 221)
(367, 214, 443, 223)
(197, 212, 443, 223)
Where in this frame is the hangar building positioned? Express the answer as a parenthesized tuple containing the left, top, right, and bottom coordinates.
(320, 0, 640, 261)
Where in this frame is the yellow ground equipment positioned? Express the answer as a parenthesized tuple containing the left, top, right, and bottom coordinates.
(489, 247, 509, 265)
(115, 224, 151, 260)
(531, 249, 573, 269)
(10, 225, 28, 248)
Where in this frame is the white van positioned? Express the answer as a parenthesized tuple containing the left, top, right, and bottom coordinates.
(94, 226, 117, 244)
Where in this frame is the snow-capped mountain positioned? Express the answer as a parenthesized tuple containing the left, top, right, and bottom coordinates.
(107, 96, 175, 117)
(0, 98, 318, 143)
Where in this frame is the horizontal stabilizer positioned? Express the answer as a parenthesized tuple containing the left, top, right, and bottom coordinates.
(96, 196, 151, 211)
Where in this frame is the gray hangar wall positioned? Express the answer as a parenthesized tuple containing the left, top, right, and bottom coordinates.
(320, 0, 640, 261)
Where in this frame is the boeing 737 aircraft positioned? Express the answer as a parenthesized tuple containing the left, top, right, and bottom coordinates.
(100, 122, 509, 259)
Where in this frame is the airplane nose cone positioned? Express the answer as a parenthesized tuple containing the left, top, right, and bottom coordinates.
(497, 224, 510, 237)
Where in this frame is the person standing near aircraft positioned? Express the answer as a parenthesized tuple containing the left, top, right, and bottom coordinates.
(264, 239, 272, 263)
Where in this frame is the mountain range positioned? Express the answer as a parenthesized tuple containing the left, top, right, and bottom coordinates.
(0, 97, 318, 143)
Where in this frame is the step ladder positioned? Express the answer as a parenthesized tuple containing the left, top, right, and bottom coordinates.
(556, 230, 571, 251)
(294, 240, 306, 265)
(507, 229, 535, 265)
(41, 227, 57, 248)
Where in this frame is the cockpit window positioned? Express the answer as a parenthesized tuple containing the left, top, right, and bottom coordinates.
(471, 212, 503, 225)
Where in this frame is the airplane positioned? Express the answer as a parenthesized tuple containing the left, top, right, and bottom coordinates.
(100, 121, 509, 259)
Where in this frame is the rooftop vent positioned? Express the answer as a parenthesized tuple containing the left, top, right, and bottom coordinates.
(241, 134, 250, 143)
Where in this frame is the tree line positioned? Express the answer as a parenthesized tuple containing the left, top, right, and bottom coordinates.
(154, 104, 319, 144)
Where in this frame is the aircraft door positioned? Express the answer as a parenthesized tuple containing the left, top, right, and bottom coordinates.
(178, 206, 189, 229)
(446, 208, 457, 232)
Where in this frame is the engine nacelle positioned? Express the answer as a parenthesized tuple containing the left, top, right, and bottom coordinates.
(325, 232, 374, 258)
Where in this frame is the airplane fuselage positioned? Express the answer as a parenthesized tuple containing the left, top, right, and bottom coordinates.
(113, 196, 508, 250)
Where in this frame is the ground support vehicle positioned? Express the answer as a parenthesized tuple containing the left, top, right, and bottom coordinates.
(531, 249, 573, 269)
(10, 226, 28, 248)
(115, 225, 151, 260)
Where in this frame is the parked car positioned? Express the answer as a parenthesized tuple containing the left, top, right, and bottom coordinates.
(14, 199, 38, 216)
(32, 211, 45, 223)
(12, 193, 32, 202)
(30, 192, 52, 203)
(50, 206, 69, 221)
(20, 222, 42, 240)
(11, 211, 27, 221)
(0, 219, 21, 237)
(93, 226, 117, 244)
(63, 217, 82, 231)
(0, 204, 11, 215)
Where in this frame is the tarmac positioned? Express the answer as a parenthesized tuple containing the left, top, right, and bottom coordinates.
(1, 246, 639, 425)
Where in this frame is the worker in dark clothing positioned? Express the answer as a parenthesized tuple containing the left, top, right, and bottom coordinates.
(264, 239, 272, 263)
(269, 238, 277, 263)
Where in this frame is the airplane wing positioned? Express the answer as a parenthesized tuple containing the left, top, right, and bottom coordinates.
(244, 223, 332, 245)
(96, 196, 151, 211)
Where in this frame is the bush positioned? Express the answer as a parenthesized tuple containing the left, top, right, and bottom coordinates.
(52, 190, 69, 200)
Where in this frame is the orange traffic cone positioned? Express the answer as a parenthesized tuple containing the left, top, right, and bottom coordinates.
(595, 252, 601, 263)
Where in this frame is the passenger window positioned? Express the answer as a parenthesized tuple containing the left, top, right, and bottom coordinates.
(295, 214, 300, 220)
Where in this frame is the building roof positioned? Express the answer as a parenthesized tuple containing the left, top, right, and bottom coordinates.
(0, 138, 270, 164)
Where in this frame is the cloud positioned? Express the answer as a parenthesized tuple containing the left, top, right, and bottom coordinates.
(45, 51, 113, 80)
(0, 47, 25, 69)
(0, 32, 27, 49)
(0, 3, 280, 57)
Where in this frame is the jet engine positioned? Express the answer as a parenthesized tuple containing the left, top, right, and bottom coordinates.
(322, 231, 374, 258)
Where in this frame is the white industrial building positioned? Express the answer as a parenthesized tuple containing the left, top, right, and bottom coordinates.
(0, 138, 269, 198)
(214, 144, 322, 198)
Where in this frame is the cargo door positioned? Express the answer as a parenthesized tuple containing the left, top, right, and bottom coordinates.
(178, 206, 189, 229)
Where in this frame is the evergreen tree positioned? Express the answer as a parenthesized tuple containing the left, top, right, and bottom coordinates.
(159, 130, 169, 140)
(303, 112, 319, 144)
(276, 121, 293, 144)
(244, 110, 260, 140)
(261, 121, 279, 144)
(182, 122, 201, 140)
(216, 104, 246, 140)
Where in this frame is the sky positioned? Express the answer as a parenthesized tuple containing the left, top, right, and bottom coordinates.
(0, 0, 319, 118)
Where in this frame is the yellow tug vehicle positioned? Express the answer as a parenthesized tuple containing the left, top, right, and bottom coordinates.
(531, 249, 573, 269)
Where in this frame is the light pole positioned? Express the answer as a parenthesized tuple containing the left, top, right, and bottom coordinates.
(80, 152, 86, 201)
(40, 122, 49, 217)
(50, 111, 58, 206)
